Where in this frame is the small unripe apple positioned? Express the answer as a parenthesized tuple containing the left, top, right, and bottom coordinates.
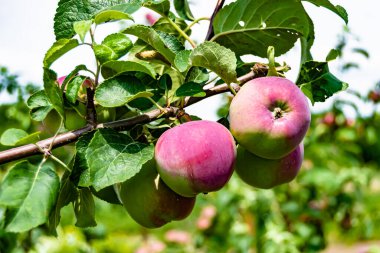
(235, 144, 303, 189)
(229, 77, 310, 159)
(120, 159, 196, 228)
(155, 120, 236, 197)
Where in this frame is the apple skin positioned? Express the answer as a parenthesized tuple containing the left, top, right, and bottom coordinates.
(235, 144, 303, 189)
(155, 120, 236, 197)
(229, 77, 310, 159)
(120, 159, 196, 228)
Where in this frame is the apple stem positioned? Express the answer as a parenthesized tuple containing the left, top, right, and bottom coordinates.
(267, 46, 279, 77)
(177, 110, 192, 123)
(228, 84, 237, 96)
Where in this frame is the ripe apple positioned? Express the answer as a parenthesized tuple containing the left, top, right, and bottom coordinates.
(229, 77, 310, 159)
(235, 144, 303, 189)
(120, 159, 196, 228)
(155, 120, 236, 197)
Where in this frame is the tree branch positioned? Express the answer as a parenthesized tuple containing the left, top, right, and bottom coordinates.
(86, 87, 97, 126)
(0, 65, 268, 165)
(205, 0, 225, 41)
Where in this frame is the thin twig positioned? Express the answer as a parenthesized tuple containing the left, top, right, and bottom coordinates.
(205, 0, 225, 41)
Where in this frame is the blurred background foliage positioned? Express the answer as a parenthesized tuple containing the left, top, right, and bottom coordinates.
(1, 29, 380, 253)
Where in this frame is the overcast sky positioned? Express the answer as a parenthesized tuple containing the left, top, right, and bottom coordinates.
(0, 0, 379, 119)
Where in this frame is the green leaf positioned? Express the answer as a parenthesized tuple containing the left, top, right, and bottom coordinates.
(94, 10, 133, 24)
(27, 90, 54, 121)
(174, 50, 191, 72)
(44, 39, 79, 68)
(352, 48, 370, 59)
(95, 76, 153, 107)
(212, 0, 310, 57)
(74, 188, 97, 227)
(302, 0, 348, 24)
(158, 73, 172, 90)
(185, 67, 209, 84)
(60, 64, 90, 91)
(101, 60, 156, 79)
(48, 171, 78, 235)
(0, 129, 40, 146)
(0, 129, 28, 146)
(123, 25, 184, 65)
(152, 16, 190, 41)
(94, 33, 133, 63)
(85, 129, 154, 191)
(175, 82, 206, 97)
(43, 68, 65, 120)
(326, 49, 340, 61)
(66, 76, 86, 104)
(143, 0, 170, 16)
(54, 0, 129, 39)
(72, 131, 96, 187)
(297, 61, 349, 104)
(174, 0, 194, 21)
(73, 20, 93, 42)
(190, 41, 237, 84)
(0, 161, 59, 233)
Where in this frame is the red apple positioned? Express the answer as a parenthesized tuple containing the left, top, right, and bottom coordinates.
(235, 144, 303, 189)
(155, 120, 236, 197)
(120, 159, 195, 228)
(229, 77, 310, 159)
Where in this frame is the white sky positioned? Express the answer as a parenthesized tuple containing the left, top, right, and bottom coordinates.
(0, 0, 379, 119)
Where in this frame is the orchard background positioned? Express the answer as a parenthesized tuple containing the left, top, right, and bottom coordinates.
(0, 0, 380, 252)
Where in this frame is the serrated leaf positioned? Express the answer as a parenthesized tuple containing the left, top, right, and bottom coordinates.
(94, 10, 133, 24)
(0, 129, 40, 146)
(185, 67, 209, 84)
(190, 41, 237, 84)
(152, 16, 190, 41)
(60, 64, 90, 91)
(48, 171, 78, 235)
(0, 161, 59, 233)
(143, 0, 170, 16)
(94, 33, 133, 63)
(123, 25, 184, 65)
(54, 0, 128, 39)
(74, 188, 96, 227)
(174, 50, 191, 72)
(212, 0, 310, 57)
(101, 60, 156, 79)
(66, 76, 86, 104)
(71, 131, 96, 187)
(302, 0, 348, 24)
(175, 82, 206, 97)
(44, 39, 79, 68)
(95, 76, 152, 107)
(158, 73, 172, 90)
(27, 90, 54, 121)
(73, 20, 93, 42)
(174, 0, 194, 21)
(43, 68, 65, 120)
(85, 129, 154, 191)
(297, 61, 348, 104)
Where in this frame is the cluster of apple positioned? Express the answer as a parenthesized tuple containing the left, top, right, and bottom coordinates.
(120, 76, 311, 228)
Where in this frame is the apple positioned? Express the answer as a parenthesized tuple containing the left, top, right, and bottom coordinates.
(120, 159, 196, 228)
(235, 144, 303, 189)
(155, 120, 236, 197)
(43, 107, 87, 134)
(229, 77, 310, 159)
